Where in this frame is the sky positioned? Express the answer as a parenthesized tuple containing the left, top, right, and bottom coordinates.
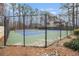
(27, 3, 62, 15)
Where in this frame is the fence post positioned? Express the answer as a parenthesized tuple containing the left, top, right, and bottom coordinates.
(59, 15, 62, 41)
(66, 22, 68, 37)
(45, 14, 47, 48)
(60, 22, 61, 40)
(4, 16, 7, 46)
(23, 15, 25, 47)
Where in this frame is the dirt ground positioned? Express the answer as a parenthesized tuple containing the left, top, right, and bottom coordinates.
(0, 35, 79, 56)
(0, 26, 4, 40)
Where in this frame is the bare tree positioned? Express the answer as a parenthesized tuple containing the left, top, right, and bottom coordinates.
(10, 3, 16, 30)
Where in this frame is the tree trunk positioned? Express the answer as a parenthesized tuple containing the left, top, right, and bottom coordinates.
(13, 6, 15, 30)
(72, 3, 75, 31)
(76, 3, 78, 28)
(30, 15, 32, 28)
(18, 4, 21, 29)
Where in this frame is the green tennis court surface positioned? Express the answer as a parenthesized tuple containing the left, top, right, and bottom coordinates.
(7, 30, 72, 47)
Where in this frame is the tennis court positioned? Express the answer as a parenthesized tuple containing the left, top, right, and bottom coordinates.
(6, 30, 72, 47)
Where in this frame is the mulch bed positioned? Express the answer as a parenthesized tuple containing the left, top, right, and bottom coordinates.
(0, 35, 79, 56)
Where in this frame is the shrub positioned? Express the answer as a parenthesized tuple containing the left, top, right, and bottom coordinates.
(64, 39, 79, 51)
(63, 42, 70, 47)
(64, 29, 79, 51)
(74, 29, 79, 35)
